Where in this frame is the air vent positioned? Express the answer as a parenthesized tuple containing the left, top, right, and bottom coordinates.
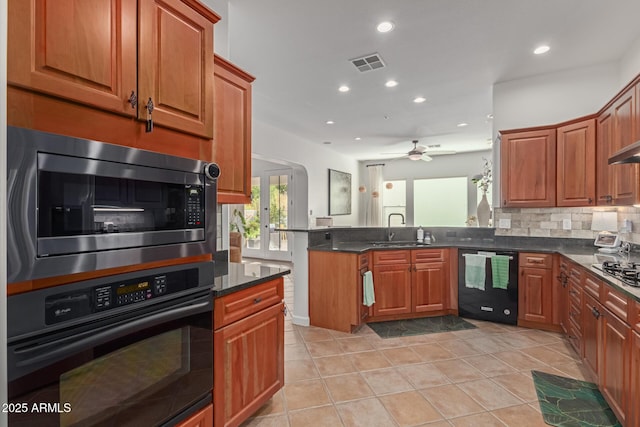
(350, 53, 385, 72)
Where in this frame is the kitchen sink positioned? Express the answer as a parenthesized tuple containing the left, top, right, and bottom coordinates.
(369, 241, 431, 247)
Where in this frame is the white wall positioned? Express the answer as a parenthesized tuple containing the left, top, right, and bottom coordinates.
(200, 0, 229, 57)
(360, 150, 491, 225)
(620, 35, 640, 86)
(253, 119, 360, 227)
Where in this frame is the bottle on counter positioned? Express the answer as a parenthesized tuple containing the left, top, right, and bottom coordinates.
(417, 226, 424, 242)
(424, 232, 432, 244)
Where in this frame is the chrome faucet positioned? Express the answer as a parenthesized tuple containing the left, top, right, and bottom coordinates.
(387, 213, 405, 241)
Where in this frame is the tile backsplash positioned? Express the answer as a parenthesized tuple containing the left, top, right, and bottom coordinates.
(494, 206, 640, 244)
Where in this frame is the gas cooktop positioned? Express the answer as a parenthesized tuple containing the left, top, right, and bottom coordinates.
(592, 261, 640, 287)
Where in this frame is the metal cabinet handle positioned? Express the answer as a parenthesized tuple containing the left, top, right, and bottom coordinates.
(592, 307, 601, 319)
(254, 297, 262, 304)
(128, 90, 137, 109)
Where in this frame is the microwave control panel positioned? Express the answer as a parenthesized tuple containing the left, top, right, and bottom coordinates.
(45, 268, 198, 325)
(186, 186, 203, 227)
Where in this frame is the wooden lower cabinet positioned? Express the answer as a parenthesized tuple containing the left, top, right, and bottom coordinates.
(372, 263, 412, 317)
(371, 249, 450, 319)
(518, 253, 555, 329)
(176, 404, 213, 427)
(630, 331, 640, 427)
(582, 293, 601, 382)
(599, 306, 631, 425)
(213, 280, 284, 427)
(308, 251, 370, 333)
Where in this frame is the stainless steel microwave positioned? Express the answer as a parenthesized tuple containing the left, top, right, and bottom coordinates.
(7, 126, 220, 283)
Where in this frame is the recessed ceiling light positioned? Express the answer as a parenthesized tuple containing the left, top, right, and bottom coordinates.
(413, 96, 426, 103)
(354, 137, 361, 141)
(534, 45, 550, 55)
(385, 80, 398, 88)
(376, 21, 394, 33)
(457, 122, 468, 127)
(486, 113, 494, 119)
(326, 120, 335, 125)
(323, 141, 332, 145)
(338, 85, 350, 92)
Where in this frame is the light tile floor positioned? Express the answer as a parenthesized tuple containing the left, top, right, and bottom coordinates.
(240, 269, 592, 427)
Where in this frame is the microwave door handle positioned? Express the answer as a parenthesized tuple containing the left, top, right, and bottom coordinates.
(13, 299, 211, 370)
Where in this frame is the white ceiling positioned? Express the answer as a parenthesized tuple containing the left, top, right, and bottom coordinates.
(225, 0, 640, 161)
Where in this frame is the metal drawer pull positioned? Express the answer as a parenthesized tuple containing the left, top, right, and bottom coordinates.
(591, 307, 601, 319)
(254, 297, 262, 304)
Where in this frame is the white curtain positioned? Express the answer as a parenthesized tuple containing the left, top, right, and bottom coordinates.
(366, 165, 384, 226)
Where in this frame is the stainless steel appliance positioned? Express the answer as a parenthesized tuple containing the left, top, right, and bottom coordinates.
(7, 262, 214, 427)
(592, 261, 640, 287)
(7, 126, 219, 283)
(458, 249, 519, 325)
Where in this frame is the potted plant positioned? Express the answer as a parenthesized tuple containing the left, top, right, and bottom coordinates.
(230, 209, 261, 249)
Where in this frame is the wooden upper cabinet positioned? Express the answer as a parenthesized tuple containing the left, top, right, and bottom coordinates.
(500, 129, 556, 207)
(596, 107, 615, 205)
(8, 0, 138, 115)
(8, 0, 218, 139)
(556, 119, 596, 206)
(138, 0, 215, 138)
(611, 87, 638, 205)
(213, 55, 256, 204)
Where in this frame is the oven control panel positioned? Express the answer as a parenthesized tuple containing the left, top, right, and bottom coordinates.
(45, 268, 199, 324)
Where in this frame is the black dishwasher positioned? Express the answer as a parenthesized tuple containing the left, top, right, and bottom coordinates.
(458, 249, 518, 325)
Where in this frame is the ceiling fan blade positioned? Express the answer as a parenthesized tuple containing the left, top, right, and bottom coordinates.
(380, 152, 409, 155)
(422, 150, 457, 156)
(421, 155, 433, 162)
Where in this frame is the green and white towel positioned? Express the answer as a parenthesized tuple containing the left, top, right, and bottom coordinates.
(363, 271, 375, 307)
(465, 254, 486, 290)
(491, 255, 510, 289)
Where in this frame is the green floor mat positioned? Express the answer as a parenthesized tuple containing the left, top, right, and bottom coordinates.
(531, 370, 621, 427)
(367, 315, 476, 338)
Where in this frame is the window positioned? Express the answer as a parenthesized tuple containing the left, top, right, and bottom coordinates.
(383, 180, 406, 226)
(414, 177, 467, 226)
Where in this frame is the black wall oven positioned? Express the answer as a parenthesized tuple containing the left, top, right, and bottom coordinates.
(7, 262, 214, 427)
(7, 126, 220, 283)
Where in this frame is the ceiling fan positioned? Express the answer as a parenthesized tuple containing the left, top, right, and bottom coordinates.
(381, 140, 456, 162)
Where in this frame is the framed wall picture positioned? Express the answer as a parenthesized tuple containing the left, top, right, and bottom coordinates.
(328, 169, 352, 215)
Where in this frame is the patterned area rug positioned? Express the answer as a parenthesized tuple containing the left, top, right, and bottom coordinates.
(531, 370, 621, 427)
(368, 315, 476, 338)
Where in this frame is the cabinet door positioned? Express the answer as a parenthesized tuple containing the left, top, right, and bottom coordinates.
(412, 262, 447, 313)
(630, 331, 640, 427)
(611, 89, 638, 205)
(175, 404, 213, 427)
(214, 55, 255, 204)
(500, 129, 556, 207)
(518, 267, 553, 324)
(599, 308, 630, 425)
(582, 293, 601, 382)
(372, 264, 412, 317)
(214, 302, 284, 427)
(138, 0, 214, 138)
(596, 108, 615, 205)
(8, 0, 137, 115)
(556, 119, 596, 206)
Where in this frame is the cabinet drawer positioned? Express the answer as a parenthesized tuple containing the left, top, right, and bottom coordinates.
(519, 252, 553, 269)
(569, 299, 582, 326)
(567, 316, 582, 353)
(583, 274, 602, 299)
(214, 278, 284, 329)
(411, 249, 446, 263)
(373, 250, 411, 265)
(602, 285, 629, 323)
(569, 283, 582, 307)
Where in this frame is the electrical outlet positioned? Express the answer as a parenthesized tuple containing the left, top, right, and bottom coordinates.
(563, 219, 572, 230)
(499, 219, 511, 229)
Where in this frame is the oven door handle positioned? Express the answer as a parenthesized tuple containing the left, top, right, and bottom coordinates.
(13, 297, 212, 369)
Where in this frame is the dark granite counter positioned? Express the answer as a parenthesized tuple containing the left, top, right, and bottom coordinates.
(212, 261, 291, 297)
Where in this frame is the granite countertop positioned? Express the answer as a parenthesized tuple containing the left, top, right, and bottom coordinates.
(212, 261, 291, 297)
(309, 241, 640, 303)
